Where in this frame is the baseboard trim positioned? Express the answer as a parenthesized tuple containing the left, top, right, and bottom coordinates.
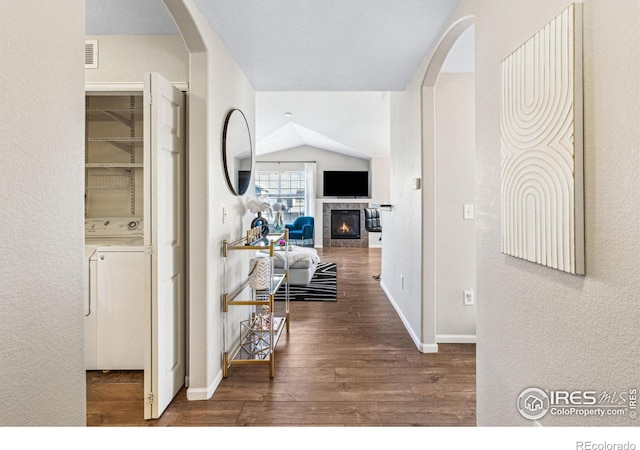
(420, 343, 439, 353)
(186, 370, 223, 401)
(436, 334, 477, 344)
(380, 281, 438, 353)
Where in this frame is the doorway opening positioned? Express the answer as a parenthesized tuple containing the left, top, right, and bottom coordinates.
(84, 77, 187, 421)
(420, 16, 476, 350)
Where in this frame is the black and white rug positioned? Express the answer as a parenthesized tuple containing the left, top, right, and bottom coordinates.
(275, 262, 337, 301)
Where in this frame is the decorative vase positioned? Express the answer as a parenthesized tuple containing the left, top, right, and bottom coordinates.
(274, 211, 283, 232)
(250, 212, 269, 237)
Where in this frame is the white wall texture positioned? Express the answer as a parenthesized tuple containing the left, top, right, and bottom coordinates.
(435, 73, 476, 341)
(371, 157, 391, 206)
(384, 85, 424, 347)
(85, 35, 188, 85)
(473, 0, 640, 426)
(0, 1, 86, 425)
(387, 0, 640, 426)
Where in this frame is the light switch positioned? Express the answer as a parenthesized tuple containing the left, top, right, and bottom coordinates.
(464, 289, 474, 306)
(463, 204, 474, 220)
(222, 206, 228, 223)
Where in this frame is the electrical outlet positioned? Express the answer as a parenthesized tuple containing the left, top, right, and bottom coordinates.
(463, 289, 474, 306)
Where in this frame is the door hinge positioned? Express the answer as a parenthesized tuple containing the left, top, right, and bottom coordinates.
(145, 246, 153, 255)
(147, 392, 154, 404)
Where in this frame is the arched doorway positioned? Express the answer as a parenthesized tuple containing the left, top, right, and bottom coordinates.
(420, 16, 476, 351)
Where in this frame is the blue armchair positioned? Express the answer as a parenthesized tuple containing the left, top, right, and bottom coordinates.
(285, 216, 314, 247)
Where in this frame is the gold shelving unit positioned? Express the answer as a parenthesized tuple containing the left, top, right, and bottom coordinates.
(222, 227, 290, 377)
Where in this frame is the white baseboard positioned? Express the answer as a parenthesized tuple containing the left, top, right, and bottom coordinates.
(380, 281, 438, 353)
(419, 343, 439, 353)
(436, 334, 477, 344)
(186, 370, 223, 401)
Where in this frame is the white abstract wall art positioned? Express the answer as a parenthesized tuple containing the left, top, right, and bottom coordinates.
(500, 3, 585, 275)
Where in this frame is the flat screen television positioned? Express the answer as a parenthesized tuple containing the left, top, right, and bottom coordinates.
(323, 171, 369, 197)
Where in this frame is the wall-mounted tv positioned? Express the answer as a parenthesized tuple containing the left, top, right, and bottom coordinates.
(323, 171, 369, 197)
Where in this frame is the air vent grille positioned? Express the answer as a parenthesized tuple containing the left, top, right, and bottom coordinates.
(85, 40, 98, 69)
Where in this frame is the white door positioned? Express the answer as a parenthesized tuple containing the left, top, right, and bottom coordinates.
(143, 72, 186, 419)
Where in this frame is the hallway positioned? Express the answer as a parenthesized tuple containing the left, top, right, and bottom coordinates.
(86, 248, 476, 426)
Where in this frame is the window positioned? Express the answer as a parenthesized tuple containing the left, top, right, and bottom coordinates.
(255, 170, 306, 223)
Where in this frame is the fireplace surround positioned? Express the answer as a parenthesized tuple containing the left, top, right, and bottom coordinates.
(322, 202, 369, 248)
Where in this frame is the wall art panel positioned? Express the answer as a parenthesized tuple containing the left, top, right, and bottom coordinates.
(500, 3, 584, 275)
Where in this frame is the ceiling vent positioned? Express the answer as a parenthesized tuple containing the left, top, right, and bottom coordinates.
(85, 40, 98, 69)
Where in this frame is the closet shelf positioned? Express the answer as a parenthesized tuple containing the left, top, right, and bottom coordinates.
(88, 137, 143, 143)
(87, 137, 143, 153)
(86, 107, 143, 115)
(86, 107, 143, 128)
(86, 163, 143, 168)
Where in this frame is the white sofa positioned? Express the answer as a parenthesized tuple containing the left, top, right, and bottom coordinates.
(266, 246, 320, 285)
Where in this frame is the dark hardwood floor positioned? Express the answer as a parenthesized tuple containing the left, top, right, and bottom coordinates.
(86, 248, 476, 426)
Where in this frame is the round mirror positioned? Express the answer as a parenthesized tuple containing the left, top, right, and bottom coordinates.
(222, 109, 252, 196)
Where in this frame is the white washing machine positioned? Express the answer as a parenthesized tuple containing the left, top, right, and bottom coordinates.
(85, 218, 145, 370)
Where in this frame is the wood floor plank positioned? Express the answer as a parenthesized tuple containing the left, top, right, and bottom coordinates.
(213, 381, 417, 403)
(86, 248, 476, 426)
(236, 401, 475, 426)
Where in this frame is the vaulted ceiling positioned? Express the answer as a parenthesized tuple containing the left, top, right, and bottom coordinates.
(86, 0, 473, 158)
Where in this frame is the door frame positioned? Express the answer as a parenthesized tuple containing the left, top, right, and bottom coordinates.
(420, 15, 476, 351)
(84, 81, 189, 419)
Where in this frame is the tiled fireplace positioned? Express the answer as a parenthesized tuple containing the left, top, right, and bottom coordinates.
(322, 202, 369, 248)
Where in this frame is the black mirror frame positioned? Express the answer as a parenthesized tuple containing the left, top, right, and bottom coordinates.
(222, 108, 252, 196)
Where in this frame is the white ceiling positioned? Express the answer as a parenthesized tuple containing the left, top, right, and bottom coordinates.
(191, 0, 461, 91)
(256, 92, 390, 159)
(86, 0, 472, 158)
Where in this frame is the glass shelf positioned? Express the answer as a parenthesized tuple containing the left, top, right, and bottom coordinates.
(229, 316, 286, 361)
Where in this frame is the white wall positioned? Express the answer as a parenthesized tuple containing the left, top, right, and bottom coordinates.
(435, 73, 476, 342)
(440, 25, 475, 74)
(371, 157, 391, 205)
(369, 157, 390, 248)
(377, 0, 640, 427)
(384, 84, 424, 347)
(256, 145, 371, 196)
(388, 0, 640, 425)
(0, 1, 86, 425)
(472, 0, 640, 426)
(85, 35, 188, 85)
(163, 0, 255, 400)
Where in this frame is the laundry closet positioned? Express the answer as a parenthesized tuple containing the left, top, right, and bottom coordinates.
(84, 72, 187, 419)
(84, 93, 145, 370)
